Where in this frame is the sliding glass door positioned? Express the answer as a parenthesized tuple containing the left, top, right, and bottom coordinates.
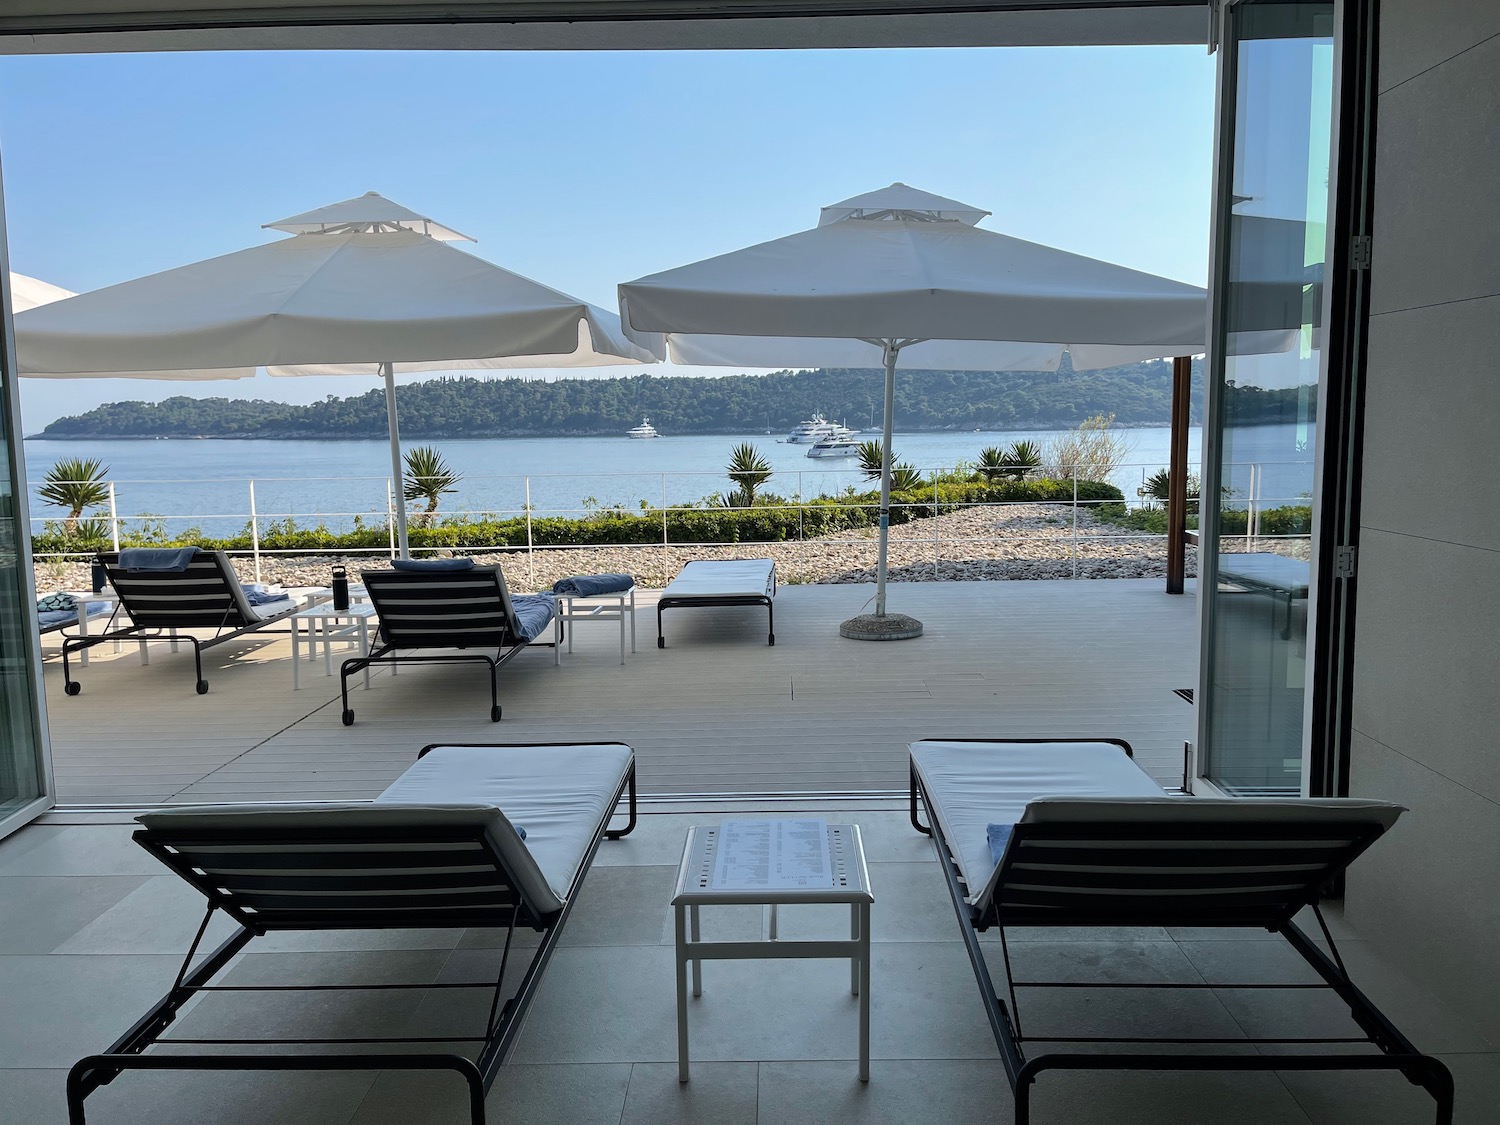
(0, 195, 53, 837)
(1199, 1, 1335, 794)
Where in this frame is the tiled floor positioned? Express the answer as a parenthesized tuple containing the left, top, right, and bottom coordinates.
(38, 579, 1199, 805)
(1, 807, 1495, 1125)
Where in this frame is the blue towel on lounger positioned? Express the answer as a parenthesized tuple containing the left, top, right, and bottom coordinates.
(987, 823, 1014, 865)
(509, 594, 557, 642)
(552, 573, 634, 597)
(118, 547, 198, 572)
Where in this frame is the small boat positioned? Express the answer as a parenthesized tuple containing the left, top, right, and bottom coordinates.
(806, 434, 862, 459)
(626, 417, 660, 439)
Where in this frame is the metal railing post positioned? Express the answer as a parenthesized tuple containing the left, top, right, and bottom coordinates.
(1071, 467, 1079, 580)
(524, 476, 535, 587)
(248, 479, 262, 584)
(932, 470, 940, 579)
(1248, 463, 1260, 544)
(108, 481, 120, 552)
(661, 474, 668, 554)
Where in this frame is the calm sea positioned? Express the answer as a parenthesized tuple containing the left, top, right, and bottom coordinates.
(21, 424, 1314, 539)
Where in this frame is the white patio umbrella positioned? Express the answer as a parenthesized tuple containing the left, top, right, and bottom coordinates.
(15, 193, 661, 556)
(620, 183, 1206, 639)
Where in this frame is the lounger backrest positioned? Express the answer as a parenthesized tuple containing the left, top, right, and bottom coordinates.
(135, 802, 563, 930)
(361, 566, 522, 649)
(984, 796, 1404, 928)
(101, 549, 259, 630)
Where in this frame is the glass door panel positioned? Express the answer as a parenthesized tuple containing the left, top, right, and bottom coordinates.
(1200, 1, 1334, 795)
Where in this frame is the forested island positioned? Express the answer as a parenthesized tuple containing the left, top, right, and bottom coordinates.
(33, 361, 1314, 440)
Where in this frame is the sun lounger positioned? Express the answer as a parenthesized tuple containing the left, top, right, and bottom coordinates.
(656, 557, 776, 648)
(1217, 552, 1310, 637)
(61, 549, 297, 695)
(346, 564, 560, 726)
(908, 738, 1453, 1125)
(64, 740, 638, 1125)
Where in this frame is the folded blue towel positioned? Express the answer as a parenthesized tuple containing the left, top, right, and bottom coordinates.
(509, 594, 557, 642)
(37, 592, 78, 613)
(118, 547, 198, 572)
(552, 573, 634, 597)
(243, 589, 288, 606)
(987, 823, 1013, 865)
(391, 557, 475, 573)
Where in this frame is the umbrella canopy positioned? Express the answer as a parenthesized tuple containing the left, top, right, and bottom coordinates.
(9, 271, 74, 312)
(620, 183, 1207, 635)
(14, 193, 661, 555)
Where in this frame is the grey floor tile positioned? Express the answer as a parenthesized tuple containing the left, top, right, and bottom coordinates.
(50, 876, 242, 955)
(0, 954, 183, 1068)
(756, 1059, 1013, 1125)
(256, 927, 465, 954)
(0, 824, 163, 877)
(990, 925, 1172, 943)
(1276, 1050, 1500, 1125)
(809, 811, 941, 865)
(658, 901, 767, 947)
(349, 1062, 632, 1125)
(560, 864, 680, 947)
(622, 1061, 758, 1125)
(1027, 1068, 1316, 1125)
(1006, 938, 1206, 986)
(768, 862, 956, 944)
(1175, 938, 1331, 986)
(0, 1068, 69, 1125)
(0, 875, 148, 953)
(591, 815, 704, 868)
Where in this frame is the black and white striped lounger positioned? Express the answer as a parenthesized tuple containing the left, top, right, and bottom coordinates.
(656, 558, 776, 648)
(347, 565, 559, 725)
(908, 738, 1453, 1125)
(65, 740, 637, 1125)
(62, 549, 297, 696)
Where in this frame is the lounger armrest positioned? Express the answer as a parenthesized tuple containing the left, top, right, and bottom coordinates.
(1019, 796, 1405, 832)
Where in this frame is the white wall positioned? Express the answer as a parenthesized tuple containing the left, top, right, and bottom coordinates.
(1345, 0, 1500, 1039)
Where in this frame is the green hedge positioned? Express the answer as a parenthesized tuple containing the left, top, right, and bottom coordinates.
(1096, 504, 1311, 537)
(32, 478, 1127, 555)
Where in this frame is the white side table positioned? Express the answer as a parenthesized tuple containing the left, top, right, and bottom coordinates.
(61, 591, 131, 667)
(291, 603, 376, 690)
(671, 821, 873, 1083)
(555, 586, 637, 665)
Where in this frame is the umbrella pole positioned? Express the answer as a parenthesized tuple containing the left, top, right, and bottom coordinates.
(875, 341, 898, 616)
(840, 340, 922, 641)
(382, 361, 411, 559)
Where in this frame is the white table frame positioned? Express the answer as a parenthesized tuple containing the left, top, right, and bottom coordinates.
(670, 822, 873, 1083)
(291, 603, 376, 690)
(555, 586, 637, 665)
(60, 591, 141, 667)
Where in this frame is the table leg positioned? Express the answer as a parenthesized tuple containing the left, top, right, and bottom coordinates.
(858, 902, 871, 1082)
(619, 597, 626, 665)
(768, 903, 778, 941)
(675, 904, 691, 1083)
(322, 619, 336, 678)
(358, 616, 371, 689)
(565, 599, 575, 655)
(292, 617, 303, 690)
(554, 612, 561, 667)
(169, 626, 180, 653)
(851, 904, 860, 995)
(629, 588, 637, 653)
(690, 905, 702, 997)
(76, 604, 91, 667)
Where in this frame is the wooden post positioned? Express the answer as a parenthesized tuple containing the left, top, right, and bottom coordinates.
(1166, 355, 1192, 595)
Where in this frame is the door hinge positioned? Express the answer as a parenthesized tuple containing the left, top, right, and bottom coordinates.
(1350, 235, 1373, 270)
(1334, 545, 1358, 579)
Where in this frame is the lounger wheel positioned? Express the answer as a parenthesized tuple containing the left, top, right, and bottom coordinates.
(341, 709, 355, 726)
(195, 680, 209, 695)
(64, 681, 82, 696)
(490, 705, 502, 723)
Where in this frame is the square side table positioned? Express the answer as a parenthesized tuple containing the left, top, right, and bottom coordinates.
(291, 603, 376, 690)
(555, 586, 637, 665)
(671, 822, 873, 1083)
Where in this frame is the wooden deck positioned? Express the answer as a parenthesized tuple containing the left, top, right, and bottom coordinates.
(38, 578, 1197, 806)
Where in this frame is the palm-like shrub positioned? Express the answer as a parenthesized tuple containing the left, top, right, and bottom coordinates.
(857, 440, 925, 492)
(38, 458, 110, 533)
(403, 446, 461, 525)
(725, 443, 773, 507)
(889, 464, 927, 493)
(1140, 468, 1202, 514)
(976, 441, 1042, 483)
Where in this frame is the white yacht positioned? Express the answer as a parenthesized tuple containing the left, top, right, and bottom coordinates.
(806, 434, 863, 459)
(625, 417, 660, 439)
(785, 414, 842, 444)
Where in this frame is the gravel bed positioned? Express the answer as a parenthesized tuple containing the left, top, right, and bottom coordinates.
(32, 503, 1219, 595)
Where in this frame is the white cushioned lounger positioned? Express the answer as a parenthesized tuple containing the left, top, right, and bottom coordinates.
(905, 738, 1449, 1125)
(656, 558, 777, 648)
(73, 742, 638, 1125)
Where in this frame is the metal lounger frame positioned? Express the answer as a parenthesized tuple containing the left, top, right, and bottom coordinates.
(62, 551, 297, 696)
(656, 570, 777, 649)
(907, 738, 1454, 1125)
(65, 743, 637, 1125)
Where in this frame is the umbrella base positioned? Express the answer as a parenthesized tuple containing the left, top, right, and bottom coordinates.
(839, 613, 924, 641)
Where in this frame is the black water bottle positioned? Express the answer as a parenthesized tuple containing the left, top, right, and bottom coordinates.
(91, 558, 108, 594)
(331, 563, 350, 612)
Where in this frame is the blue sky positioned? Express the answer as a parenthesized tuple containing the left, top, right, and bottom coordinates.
(1, 45, 1215, 430)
